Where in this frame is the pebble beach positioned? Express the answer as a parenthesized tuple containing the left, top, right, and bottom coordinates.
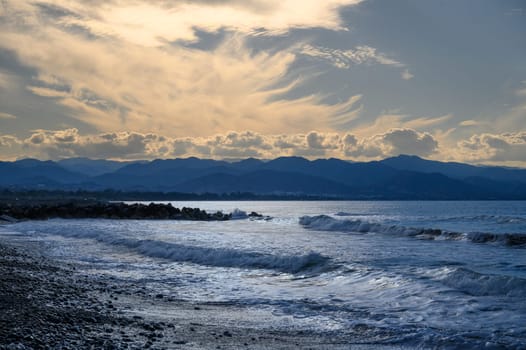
(0, 239, 390, 350)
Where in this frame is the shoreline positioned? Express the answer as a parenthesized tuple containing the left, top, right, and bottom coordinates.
(0, 239, 404, 349)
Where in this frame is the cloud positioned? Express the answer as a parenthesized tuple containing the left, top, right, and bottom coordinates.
(0, 71, 14, 89)
(50, 0, 363, 46)
(14, 128, 166, 159)
(342, 128, 438, 158)
(27, 86, 70, 98)
(53, 128, 79, 143)
(351, 113, 452, 138)
(381, 128, 438, 156)
(516, 87, 526, 97)
(0, 112, 17, 119)
(300, 44, 414, 80)
(0, 128, 443, 161)
(491, 83, 526, 133)
(5, 127, 526, 166)
(301, 44, 404, 69)
(456, 132, 526, 163)
(342, 133, 383, 158)
(27, 132, 46, 144)
(0, 2, 364, 137)
(0, 135, 21, 148)
(401, 69, 414, 80)
(205, 131, 272, 158)
(306, 131, 340, 150)
(459, 120, 480, 127)
(172, 138, 211, 157)
(209, 131, 272, 150)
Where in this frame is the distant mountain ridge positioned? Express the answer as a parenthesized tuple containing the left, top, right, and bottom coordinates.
(1, 155, 526, 199)
(380, 155, 526, 182)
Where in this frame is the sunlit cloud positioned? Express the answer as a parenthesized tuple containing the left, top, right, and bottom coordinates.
(0, 1, 525, 166)
(342, 128, 438, 158)
(0, 112, 17, 119)
(455, 132, 526, 165)
(459, 120, 480, 127)
(0, 128, 438, 161)
(51, 0, 363, 46)
(351, 113, 452, 138)
(0, 1, 364, 137)
(1, 127, 525, 166)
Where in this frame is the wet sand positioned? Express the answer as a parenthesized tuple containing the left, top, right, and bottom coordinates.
(0, 239, 408, 349)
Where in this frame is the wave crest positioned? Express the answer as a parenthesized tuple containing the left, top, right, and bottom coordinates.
(439, 215, 526, 224)
(24, 222, 331, 273)
(299, 215, 526, 246)
(441, 267, 526, 297)
(129, 240, 332, 273)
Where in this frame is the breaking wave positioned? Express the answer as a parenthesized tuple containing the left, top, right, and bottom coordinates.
(23, 223, 332, 273)
(126, 240, 331, 273)
(436, 214, 526, 224)
(441, 267, 526, 297)
(299, 215, 526, 246)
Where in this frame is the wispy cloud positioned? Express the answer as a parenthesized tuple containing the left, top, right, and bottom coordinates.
(350, 113, 452, 138)
(0, 1, 365, 137)
(300, 44, 413, 80)
(300, 44, 404, 69)
(0, 112, 17, 119)
(459, 120, 480, 127)
(32, 0, 363, 46)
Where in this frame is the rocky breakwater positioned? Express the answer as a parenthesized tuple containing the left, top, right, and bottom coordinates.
(0, 202, 262, 221)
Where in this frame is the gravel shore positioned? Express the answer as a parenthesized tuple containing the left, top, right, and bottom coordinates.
(0, 239, 403, 350)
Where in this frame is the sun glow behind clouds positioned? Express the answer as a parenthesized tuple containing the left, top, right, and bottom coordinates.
(1, 0, 526, 165)
(0, 0, 365, 137)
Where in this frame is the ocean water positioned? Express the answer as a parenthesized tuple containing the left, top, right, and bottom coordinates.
(1, 201, 526, 348)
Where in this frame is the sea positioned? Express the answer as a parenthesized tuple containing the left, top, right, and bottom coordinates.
(1, 201, 525, 349)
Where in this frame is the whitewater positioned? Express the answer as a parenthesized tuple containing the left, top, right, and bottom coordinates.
(1, 201, 525, 349)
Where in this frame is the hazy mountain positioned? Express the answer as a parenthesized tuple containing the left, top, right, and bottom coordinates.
(91, 165, 241, 191)
(229, 158, 265, 171)
(57, 158, 142, 176)
(112, 158, 229, 176)
(2, 155, 526, 199)
(172, 170, 354, 196)
(372, 171, 494, 200)
(381, 155, 526, 183)
(0, 159, 86, 187)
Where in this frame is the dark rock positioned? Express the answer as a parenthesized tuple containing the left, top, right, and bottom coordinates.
(0, 202, 263, 222)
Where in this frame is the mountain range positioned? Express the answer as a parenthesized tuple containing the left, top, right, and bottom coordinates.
(1, 155, 526, 199)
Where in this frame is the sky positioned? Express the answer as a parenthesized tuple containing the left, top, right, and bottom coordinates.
(0, 0, 525, 165)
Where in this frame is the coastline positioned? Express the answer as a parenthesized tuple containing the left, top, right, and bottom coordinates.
(0, 238, 405, 349)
